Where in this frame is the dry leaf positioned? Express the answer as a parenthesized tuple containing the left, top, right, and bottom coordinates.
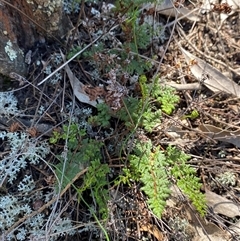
(199, 124, 240, 147)
(167, 186, 231, 241)
(180, 47, 240, 98)
(140, 224, 165, 241)
(229, 219, 240, 237)
(143, 0, 200, 22)
(205, 190, 240, 218)
(193, 225, 230, 241)
(60, 51, 103, 107)
(220, 0, 239, 24)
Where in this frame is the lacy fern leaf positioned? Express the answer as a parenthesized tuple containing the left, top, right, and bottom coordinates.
(127, 141, 171, 217)
(121, 141, 206, 217)
(166, 146, 207, 216)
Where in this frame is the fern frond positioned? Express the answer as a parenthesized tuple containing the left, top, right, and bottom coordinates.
(121, 143, 206, 217)
(128, 141, 171, 217)
(167, 146, 207, 216)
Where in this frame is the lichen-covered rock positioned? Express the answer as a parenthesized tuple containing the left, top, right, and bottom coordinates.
(25, 0, 70, 37)
(0, 0, 71, 77)
(0, 37, 26, 77)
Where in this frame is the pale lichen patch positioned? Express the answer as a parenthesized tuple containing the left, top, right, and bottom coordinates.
(26, 0, 34, 4)
(5, 40, 17, 61)
(27, 0, 62, 16)
(40, 0, 62, 16)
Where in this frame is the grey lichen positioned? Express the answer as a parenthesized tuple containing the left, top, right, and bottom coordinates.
(27, 0, 62, 17)
(5, 40, 17, 61)
(26, 0, 34, 4)
(216, 171, 236, 187)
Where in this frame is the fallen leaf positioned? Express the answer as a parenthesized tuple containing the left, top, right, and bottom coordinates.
(140, 223, 165, 241)
(229, 219, 240, 237)
(60, 51, 103, 107)
(199, 124, 240, 147)
(193, 225, 230, 241)
(143, 0, 200, 22)
(205, 190, 240, 218)
(167, 186, 231, 241)
(180, 47, 240, 98)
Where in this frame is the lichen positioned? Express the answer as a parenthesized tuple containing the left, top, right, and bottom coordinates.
(26, 0, 34, 4)
(38, 0, 61, 16)
(5, 40, 17, 61)
(27, 0, 62, 17)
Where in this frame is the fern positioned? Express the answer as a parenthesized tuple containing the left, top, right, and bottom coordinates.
(133, 23, 152, 50)
(123, 56, 152, 75)
(78, 159, 110, 219)
(115, 0, 156, 18)
(139, 74, 149, 102)
(88, 103, 112, 127)
(112, 0, 155, 75)
(50, 123, 110, 219)
(150, 77, 180, 115)
(54, 137, 103, 192)
(166, 146, 207, 216)
(67, 46, 81, 60)
(125, 141, 171, 217)
(158, 87, 179, 115)
(120, 141, 206, 217)
(141, 107, 162, 132)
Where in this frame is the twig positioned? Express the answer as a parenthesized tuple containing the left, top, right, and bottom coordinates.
(177, 26, 240, 75)
(166, 81, 202, 90)
(37, 24, 119, 86)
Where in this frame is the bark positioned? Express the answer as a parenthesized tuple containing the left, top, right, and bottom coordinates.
(0, 0, 70, 78)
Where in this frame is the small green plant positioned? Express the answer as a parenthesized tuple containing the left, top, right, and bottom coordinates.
(139, 75, 180, 115)
(114, 0, 155, 74)
(74, 0, 157, 76)
(118, 76, 179, 131)
(91, 97, 162, 132)
(88, 103, 112, 127)
(128, 141, 171, 217)
(50, 123, 85, 145)
(158, 86, 179, 115)
(50, 123, 110, 219)
(141, 106, 162, 132)
(119, 140, 206, 217)
(67, 46, 81, 60)
(166, 146, 206, 216)
(183, 109, 199, 120)
(116, 97, 140, 128)
(89, 76, 179, 132)
(77, 158, 110, 219)
(149, 76, 180, 115)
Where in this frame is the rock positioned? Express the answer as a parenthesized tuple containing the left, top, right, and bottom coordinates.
(0, 0, 71, 78)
